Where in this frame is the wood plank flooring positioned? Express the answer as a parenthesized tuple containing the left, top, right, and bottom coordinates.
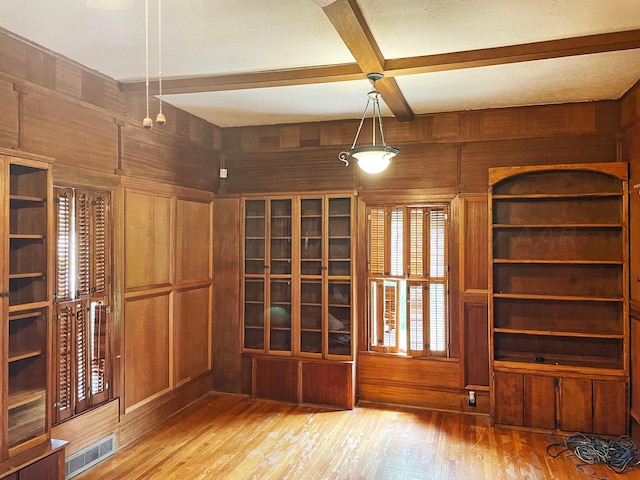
(75, 393, 640, 480)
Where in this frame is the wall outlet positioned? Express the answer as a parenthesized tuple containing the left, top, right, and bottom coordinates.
(468, 390, 476, 407)
(219, 168, 228, 179)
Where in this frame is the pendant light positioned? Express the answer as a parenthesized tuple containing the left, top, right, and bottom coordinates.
(338, 73, 399, 174)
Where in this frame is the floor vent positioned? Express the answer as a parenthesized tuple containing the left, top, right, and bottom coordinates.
(65, 433, 116, 479)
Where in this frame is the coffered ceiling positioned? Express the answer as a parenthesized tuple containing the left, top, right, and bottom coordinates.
(1, 0, 640, 127)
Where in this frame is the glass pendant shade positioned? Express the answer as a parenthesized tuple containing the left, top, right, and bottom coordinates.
(338, 73, 398, 174)
(351, 146, 399, 174)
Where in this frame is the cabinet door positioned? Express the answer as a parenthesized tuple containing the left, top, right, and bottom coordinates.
(301, 362, 353, 409)
(593, 379, 627, 435)
(253, 357, 298, 403)
(523, 375, 555, 429)
(18, 450, 64, 480)
(558, 377, 593, 433)
(493, 372, 523, 426)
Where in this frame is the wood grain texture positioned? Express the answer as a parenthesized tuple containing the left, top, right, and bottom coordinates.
(174, 286, 211, 386)
(73, 393, 632, 480)
(123, 293, 171, 411)
(0, 79, 18, 149)
(175, 199, 212, 283)
(124, 191, 172, 290)
(211, 198, 243, 393)
(50, 400, 118, 457)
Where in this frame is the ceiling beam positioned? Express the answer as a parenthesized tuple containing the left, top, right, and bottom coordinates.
(320, 0, 414, 121)
(119, 29, 640, 109)
(384, 29, 640, 75)
(119, 64, 364, 94)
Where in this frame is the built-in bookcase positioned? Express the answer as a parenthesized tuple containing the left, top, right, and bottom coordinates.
(489, 163, 629, 435)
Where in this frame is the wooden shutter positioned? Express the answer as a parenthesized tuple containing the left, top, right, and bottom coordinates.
(390, 209, 404, 276)
(407, 282, 426, 355)
(76, 191, 91, 297)
(54, 188, 73, 302)
(91, 193, 109, 296)
(408, 208, 424, 278)
(75, 299, 90, 412)
(90, 300, 110, 405)
(369, 208, 385, 276)
(427, 208, 448, 356)
(54, 302, 75, 422)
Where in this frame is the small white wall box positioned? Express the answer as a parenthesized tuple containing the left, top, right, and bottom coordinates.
(220, 168, 228, 179)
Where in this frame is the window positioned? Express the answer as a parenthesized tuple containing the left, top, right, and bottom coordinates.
(53, 187, 112, 423)
(368, 205, 449, 357)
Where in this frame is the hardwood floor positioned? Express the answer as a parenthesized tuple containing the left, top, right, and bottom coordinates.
(75, 393, 640, 480)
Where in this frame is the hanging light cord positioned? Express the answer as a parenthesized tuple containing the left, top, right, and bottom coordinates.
(144, 0, 149, 121)
(157, 0, 163, 117)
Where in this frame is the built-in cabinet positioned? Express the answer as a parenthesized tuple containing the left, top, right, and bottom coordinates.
(0, 152, 66, 479)
(489, 163, 629, 434)
(242, 194, 355, 408)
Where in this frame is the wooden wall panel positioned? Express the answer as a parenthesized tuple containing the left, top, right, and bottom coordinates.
(0, 78, 18, 149)
(463, 303, 489, 388)
(124, 191, 172, 290)
(460, 135, 618, 193)
(51, 400, 119, 456)
(176, 199, 212, 283)
(212, 198, 243, 393)
(223, 149, 356, 194)
(357, 143, 458, 192)
(20, 90, 119, 172)
(358, 354, 460, 391)
(175, 286, 211, 386)
(122, 124, 218, 192)
(460, 196, 488, 291)
(124, 293, 171, 411)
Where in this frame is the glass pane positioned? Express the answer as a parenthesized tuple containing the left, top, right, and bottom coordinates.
(244, 279, 264, 349)
(90, 301, 108, 395)
(270, 280, 291, 352)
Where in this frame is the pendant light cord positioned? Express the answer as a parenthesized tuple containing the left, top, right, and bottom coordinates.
(157, 0, 162, 116)
(144, 0, 150, 121)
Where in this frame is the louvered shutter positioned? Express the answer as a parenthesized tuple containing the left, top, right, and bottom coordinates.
(90, 300, 110, 404)
(75, 299, 90, 412)
(91, 193, 108, 295)
(382, 280, 399, 352)
(369, 208, 385, 276)
(428, 209, 447, 355)
(55, 188, 73, 301)
(54, 302, 75, 422)
(390, 209, 404, 276)
(407, 282, 425, 354)
(76, 191, 91, 297)
(408, 208, 424, 278)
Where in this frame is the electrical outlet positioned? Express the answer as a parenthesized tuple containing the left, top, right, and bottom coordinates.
(220, 168, 228, 179)
(468, 390, 476, 407)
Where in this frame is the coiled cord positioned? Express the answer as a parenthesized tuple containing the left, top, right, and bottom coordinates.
(547, 433, 640, 479)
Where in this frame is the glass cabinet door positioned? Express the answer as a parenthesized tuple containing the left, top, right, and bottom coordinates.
(243, 200, 266, 350)
(268, 199, 292, 353)
(327, 197, 352, 357)
(299, 198, 323, 355)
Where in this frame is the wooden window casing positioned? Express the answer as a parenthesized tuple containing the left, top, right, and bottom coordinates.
(368, 206, 449, 357)
(53, 187, 112, 423)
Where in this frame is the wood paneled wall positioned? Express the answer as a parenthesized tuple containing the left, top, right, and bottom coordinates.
(0, 28, 220, 453)
(219, 100, 621, 413)
(621, 80, 640, 442)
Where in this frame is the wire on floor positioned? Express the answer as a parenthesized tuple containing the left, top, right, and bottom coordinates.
(546, 433, 640, 479)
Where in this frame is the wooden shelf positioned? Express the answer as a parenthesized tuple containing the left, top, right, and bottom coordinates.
(493, 328, 624, 339)
(8, 389, 46, 410)
(8, 350, 42, 363)
(492, 293, 623, 302)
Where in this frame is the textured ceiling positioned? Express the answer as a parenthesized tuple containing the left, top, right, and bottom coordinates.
(1, 0, 640, 127)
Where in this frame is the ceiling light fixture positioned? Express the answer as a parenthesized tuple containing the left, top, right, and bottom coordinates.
(339, 73, 398, 174)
